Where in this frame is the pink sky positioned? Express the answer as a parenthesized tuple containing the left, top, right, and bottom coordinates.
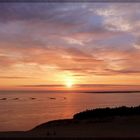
(0, 3, 140, 91)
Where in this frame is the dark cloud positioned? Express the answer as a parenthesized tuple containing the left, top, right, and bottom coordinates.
(22, 84, 63, 87)
(0, 3, 60, 22)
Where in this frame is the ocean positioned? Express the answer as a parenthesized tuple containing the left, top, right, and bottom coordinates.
(0, 92, 140, 131)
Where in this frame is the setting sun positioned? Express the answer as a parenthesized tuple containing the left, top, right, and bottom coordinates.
(66, 80, 73, 88)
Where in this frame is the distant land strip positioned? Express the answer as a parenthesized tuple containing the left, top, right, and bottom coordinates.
(83, 90, 140, 93)
(0, 90, 140, 93)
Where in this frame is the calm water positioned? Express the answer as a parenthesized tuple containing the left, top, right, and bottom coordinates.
(0, 92, 140, 131)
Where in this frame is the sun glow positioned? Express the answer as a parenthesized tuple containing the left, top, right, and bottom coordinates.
(66, 80, 73, 88)
(64, 76, 75, 88)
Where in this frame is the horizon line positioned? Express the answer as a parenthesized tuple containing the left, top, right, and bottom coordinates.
(19, 84, 140, 87)
(0, 89, 140, 93)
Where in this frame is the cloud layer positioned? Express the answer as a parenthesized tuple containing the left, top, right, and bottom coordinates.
(0, 3, 140, 85)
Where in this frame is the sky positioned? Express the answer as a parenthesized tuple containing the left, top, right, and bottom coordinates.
(0, 3, 140, 91)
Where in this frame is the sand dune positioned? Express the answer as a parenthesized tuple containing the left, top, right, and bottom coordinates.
(0, 115, 140, 139)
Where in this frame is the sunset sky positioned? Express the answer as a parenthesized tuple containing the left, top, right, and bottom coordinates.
(0, 3, 140, 91)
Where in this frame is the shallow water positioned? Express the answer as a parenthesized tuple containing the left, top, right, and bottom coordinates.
(0, 92, 140, 131)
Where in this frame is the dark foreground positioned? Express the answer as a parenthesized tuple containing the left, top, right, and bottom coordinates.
(0, 106, 140, 140)
(0, 137, 140, 140)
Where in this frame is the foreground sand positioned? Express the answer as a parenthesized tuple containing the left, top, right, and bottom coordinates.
(0, 115, 140, 139)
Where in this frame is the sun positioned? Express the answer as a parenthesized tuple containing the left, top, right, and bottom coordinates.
(62, 74, 75, 88)
(65, 79, 73, 88)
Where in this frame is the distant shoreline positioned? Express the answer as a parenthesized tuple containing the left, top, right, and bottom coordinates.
(0, 90, 140, 94)
(83, 91, 140, 93)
